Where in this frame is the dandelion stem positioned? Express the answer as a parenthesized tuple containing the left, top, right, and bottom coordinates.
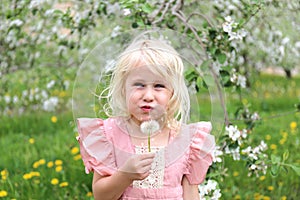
(148, 131, 151, 152)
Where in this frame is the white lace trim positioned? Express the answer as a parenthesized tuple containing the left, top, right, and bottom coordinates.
(133, 146, 165, 189)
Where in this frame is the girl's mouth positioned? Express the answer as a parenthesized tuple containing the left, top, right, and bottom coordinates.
(141, 105, 152, 112)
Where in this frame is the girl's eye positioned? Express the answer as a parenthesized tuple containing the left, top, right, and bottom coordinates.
(154, 84, 165, 88)
(133, 82, 145, 87)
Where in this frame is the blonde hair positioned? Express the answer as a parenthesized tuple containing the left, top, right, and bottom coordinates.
(101, 35, 190, 124)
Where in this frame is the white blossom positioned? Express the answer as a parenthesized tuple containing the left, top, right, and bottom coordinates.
(47, 80, 55, 89)
(237, 74, 246, 88)
(9, 19, 23, 27)
(43, 97, 59, 112)
(123, 8, 131, 16)
(212, 146, 223, 163)
(111, 25, 121, 38)
(4, 95, 11, 103)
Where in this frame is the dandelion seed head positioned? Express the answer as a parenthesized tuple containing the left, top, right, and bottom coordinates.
(140, 120, 160, 134)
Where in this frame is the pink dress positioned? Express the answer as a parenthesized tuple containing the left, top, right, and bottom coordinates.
(77, 117, 215, 200)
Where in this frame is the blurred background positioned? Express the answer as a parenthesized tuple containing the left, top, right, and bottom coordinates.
(1, 0, 299, 199)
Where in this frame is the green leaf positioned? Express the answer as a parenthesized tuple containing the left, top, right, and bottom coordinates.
(217, 53, 227, 64)
(290, 165, 300, 176)
(270, 164, 280, 177)
(196, 76, 203, 90)
(282, 150, 289, 161)
(200, 60, 211, 72)
(271, 154, 281, 164)
(141, 3, 153, 13)
(203, 74, 215, 87)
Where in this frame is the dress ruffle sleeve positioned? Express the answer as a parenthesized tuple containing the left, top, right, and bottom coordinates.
(76, 118, 117, 176)
(185, 122, 215, 184)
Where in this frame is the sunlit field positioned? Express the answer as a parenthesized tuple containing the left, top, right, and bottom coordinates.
(1, 74, 299, 199)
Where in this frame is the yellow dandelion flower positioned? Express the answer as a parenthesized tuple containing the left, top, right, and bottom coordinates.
(270, 144, 277, 150)
(86, 192, 93, 197)
(23, 173, 32, 180)
(38, 159, 46, 165)
(51, 116, 58, 123)
(47, 161, 54, 168)
(259, 175, 266, 181)
(290, 121, 297, 130)
(55, 160, 63, 165)
(30, 171, 40, 177)
(242, 98, 248, 105)
(71, 147, 79, 155)
(58, 91, 67, 98)
(234, 195, 241, 200)
(265, 135, 271, 140)
(254, 193, 262, 200)
(264, 92, 270, 98)
(279, 138, 286, 145)
(1, 175, 7, 180)
(281, 196, 287, 200)
(267, 186, 274, 191)
(280, 131, 288, 139)
(1, 169, 8, 176)
(233, 171, 239, 177)
(263, 196, 270, 200)
(51, 178, 59, 185)
(73, 154, 81, 161)
(33, 161, 39, 169)
(0, 190, 8, 197)
(55, 166, 63, 172)
(29, 138, 35, 144)
(59, 182, 69, 187)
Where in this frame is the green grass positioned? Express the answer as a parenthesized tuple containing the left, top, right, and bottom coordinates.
(1, 74, 300, 199)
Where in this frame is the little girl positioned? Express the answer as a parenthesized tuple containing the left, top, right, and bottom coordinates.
(77, 33, 215, 200)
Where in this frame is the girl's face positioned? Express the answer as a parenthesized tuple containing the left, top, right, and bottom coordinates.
(125, 65, 173, 125)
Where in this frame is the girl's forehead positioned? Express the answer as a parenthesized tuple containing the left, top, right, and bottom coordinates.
(126, 65, 163, 79)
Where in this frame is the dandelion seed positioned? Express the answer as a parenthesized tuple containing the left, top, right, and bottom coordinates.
(51, 178, 59, 185)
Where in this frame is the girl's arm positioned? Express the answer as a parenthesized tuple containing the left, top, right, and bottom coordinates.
(92, 171, 132, 200)
(92, 153, 155, 200)
(182, 175, 200, 200)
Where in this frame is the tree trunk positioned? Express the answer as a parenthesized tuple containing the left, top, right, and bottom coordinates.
(284, 68, 292, 78)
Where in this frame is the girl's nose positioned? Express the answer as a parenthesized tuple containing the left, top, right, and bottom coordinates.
(143, 87, 154, 102)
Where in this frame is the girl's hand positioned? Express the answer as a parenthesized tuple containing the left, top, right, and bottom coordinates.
(119, 153, 155, 181)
